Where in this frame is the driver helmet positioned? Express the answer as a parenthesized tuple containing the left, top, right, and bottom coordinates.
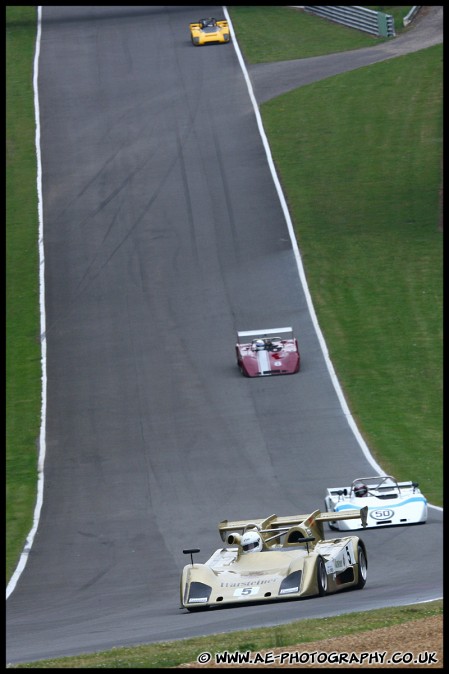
(354, 483, 368, 497)
(253, 339, 265, 351)
(241, 531, 263, 553)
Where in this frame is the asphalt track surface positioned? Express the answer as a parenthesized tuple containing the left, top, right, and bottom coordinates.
(6, 6, 443, 665)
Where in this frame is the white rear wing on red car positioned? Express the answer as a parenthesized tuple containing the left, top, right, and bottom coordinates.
(237, 327, 293, 343)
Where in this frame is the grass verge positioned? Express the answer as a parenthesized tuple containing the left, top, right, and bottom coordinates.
(260, 45, 443, 504)
(226, 6, 414, 63)
(6, 5, 41, 583)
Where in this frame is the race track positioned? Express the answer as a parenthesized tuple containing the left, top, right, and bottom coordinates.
(6, 6, 443, 664)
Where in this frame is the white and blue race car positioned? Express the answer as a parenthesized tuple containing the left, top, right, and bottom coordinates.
(324, 475, 427, 529)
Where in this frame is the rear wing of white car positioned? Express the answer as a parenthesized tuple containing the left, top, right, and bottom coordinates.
(327, 475, 422, 497)
(237, 327, 293, 344)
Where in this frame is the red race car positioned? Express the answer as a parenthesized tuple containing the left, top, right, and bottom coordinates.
(236, 327, 300, 377)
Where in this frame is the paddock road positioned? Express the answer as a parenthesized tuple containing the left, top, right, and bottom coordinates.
(249, 6, 443, 102)
(6, 6, 442, 665)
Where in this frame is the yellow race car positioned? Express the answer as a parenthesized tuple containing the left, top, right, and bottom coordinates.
(181, 508, 368, 611)
(189, 17, 231, 46)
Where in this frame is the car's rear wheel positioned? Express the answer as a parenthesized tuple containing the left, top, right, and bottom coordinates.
(316, 556, 328, 596)
(355, 543, 368, 589)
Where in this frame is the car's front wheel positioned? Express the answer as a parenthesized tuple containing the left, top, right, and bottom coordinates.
(316, 556, 328, 596)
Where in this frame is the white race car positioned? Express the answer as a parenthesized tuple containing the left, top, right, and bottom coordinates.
(324, 475, 427, 530)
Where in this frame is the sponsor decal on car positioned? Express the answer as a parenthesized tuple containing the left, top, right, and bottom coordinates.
(220, 578, 273, 588)
(323, 540, 355, 574)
